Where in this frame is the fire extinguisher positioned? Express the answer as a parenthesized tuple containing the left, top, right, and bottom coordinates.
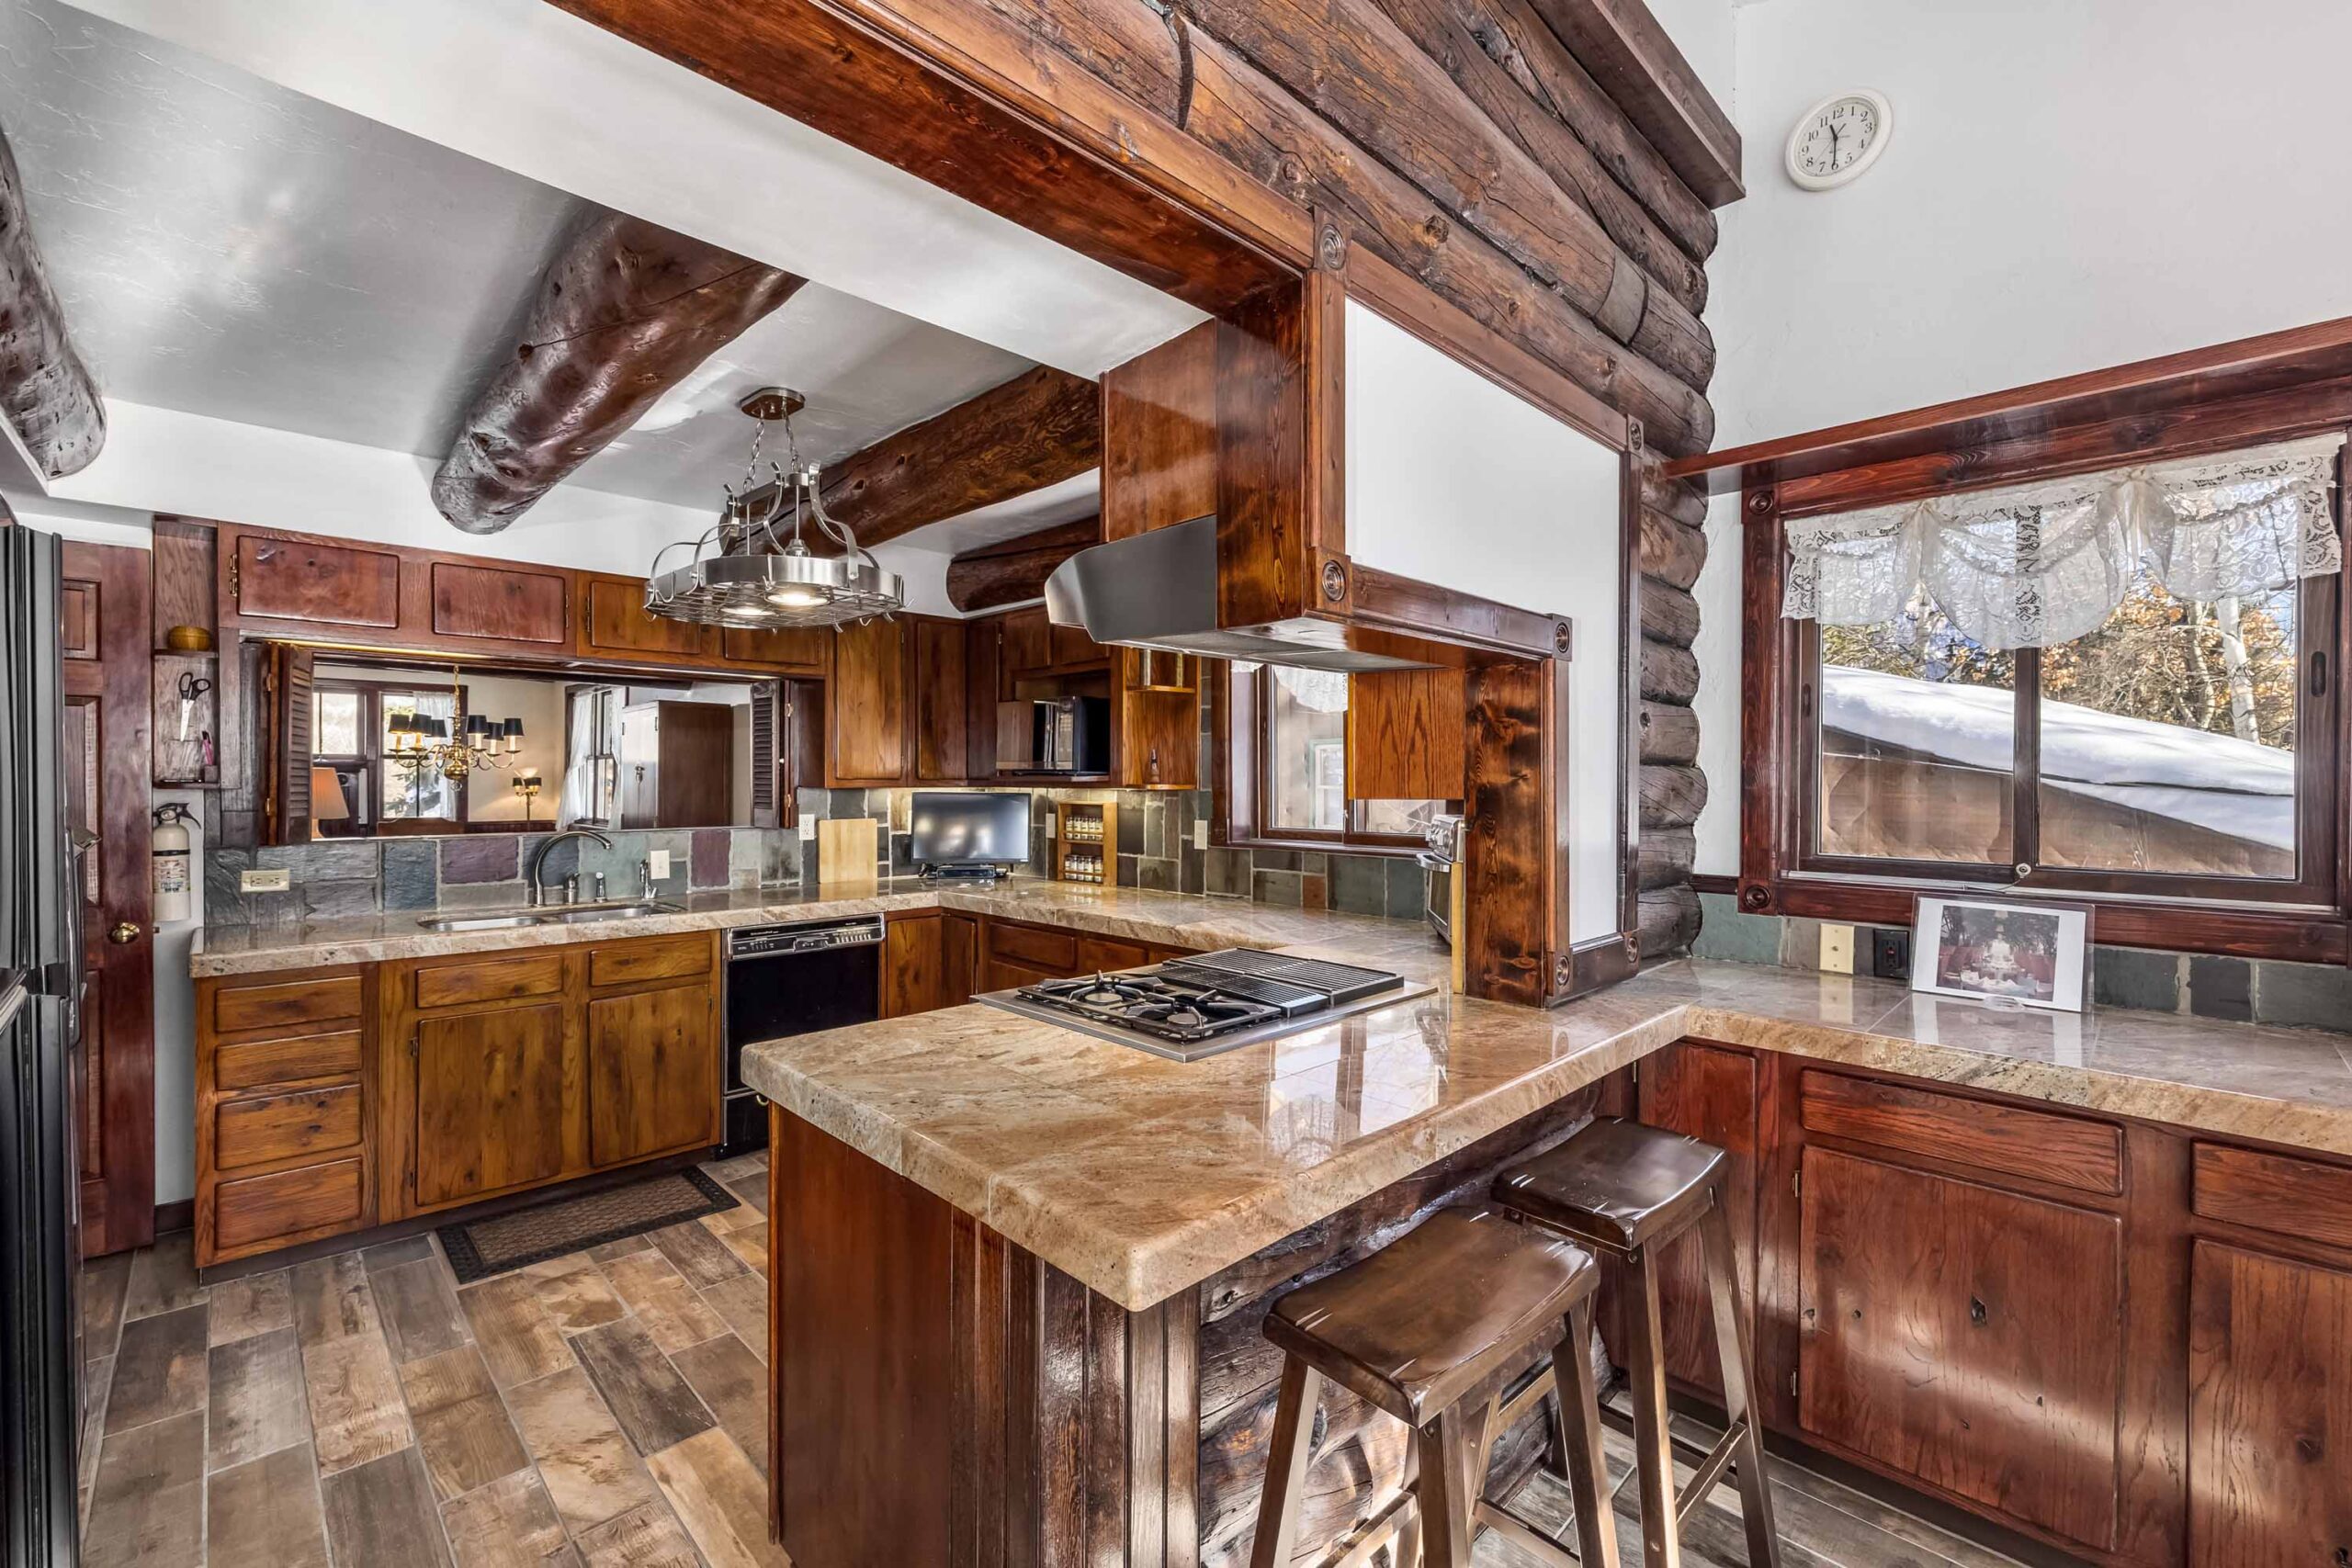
(153, 802, 195, 923)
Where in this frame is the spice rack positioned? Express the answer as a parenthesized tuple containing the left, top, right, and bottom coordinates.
(1053, 801, 1118, 885)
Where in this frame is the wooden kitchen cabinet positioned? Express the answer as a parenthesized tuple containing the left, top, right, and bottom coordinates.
(223, 523, 576, 658)
(1116, 649, 1199, 790)
(587, 982, 720, 1167)
(1624, 1042, 1759, 1397)
(911, 618, 968, 784)
(883, 911, 948, 1018)
(579, 570, 718, 662)
(2188, 1240, 2352, 1567)
(1347, 667, 1465, 802)
(412, 998, 574, 1208)
(1798, 1145, 2125, 1552)
(829, 616, 910, 784)
(194, 964, 377, 1267)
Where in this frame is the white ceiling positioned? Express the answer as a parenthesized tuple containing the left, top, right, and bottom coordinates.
(0, 0, 1091, 527)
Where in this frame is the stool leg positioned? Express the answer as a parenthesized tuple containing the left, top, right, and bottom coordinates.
(1551, 1297, 1620, 1568)
(1395, 1427, 1424, 1568)
(1414, 1407, 1478, 1568)
(1699, 1201, 1782, 1568)
(1623, 1241, 1681, 1568)
(1251, 1359, 1322, 1568)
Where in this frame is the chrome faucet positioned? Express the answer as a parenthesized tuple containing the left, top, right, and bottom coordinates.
(526, 828, 614, 907)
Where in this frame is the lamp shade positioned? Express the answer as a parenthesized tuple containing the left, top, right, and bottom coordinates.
(500, 716, 524, 738)
(311, 765, 351, 825)
(464, 713, 492, 738)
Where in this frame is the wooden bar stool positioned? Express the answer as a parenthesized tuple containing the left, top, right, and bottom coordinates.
(1250, 1207, 1620, 1568)
(1494, 1117, 1783, 1568)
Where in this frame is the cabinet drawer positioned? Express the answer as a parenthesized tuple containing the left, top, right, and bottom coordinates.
(989, 920, 1078, 975)
(1077, 936, 1151, 974)
(413, 952, 567, 1010)
(214, 1156, 365, 1253)
(215, 1030, 362, 1093)
(1799, 1070, 2122, 1196)
(588, 934, 711, 988)
(215, 1084, 364, 1171)
(213, 975, 364, 1035)
(2194, 1143, 2352, 1249)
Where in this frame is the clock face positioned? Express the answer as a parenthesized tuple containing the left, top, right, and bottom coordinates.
(1787, 91, 1892, 189)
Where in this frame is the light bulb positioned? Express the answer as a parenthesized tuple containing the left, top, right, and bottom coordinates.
(768, 585, 826, 608)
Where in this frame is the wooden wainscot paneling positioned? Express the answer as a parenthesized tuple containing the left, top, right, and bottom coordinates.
(1797, 1145, 2125, 1553)
(1799, 1069, 2124, 1197)
(427, 558, 571, 645)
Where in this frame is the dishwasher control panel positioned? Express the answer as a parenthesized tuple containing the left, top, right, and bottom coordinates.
(728, 915, 886, 958)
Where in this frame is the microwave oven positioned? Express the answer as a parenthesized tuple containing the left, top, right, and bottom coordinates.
(995, 696, 1110, 774)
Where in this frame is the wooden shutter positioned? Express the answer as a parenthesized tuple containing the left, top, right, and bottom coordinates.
(749, 681, 779, 829)
(268, 643, 317, 843)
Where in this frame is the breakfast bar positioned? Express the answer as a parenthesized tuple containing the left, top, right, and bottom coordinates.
(741, 927, 2352, 1567)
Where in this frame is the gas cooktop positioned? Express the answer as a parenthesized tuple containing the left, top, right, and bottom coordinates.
(978, 948, 1430, 1061)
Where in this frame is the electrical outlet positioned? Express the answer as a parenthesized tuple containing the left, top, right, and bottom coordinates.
(798, 815, 818, 841)
(1819, 922, 1856, 974)
(1193, 819, 1210, 852)
(240, 867, 291, 894)
(648, 850, 672, 881)
(1872, 928, 1912, 981)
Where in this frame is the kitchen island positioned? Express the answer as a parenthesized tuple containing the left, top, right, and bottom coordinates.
(743, 932, 2352, 1568)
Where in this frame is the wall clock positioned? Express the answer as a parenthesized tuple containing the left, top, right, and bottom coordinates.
(1785, 89, 1893, 191)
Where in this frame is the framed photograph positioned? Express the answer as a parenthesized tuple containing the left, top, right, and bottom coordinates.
(1910, 896, 2089, 1013)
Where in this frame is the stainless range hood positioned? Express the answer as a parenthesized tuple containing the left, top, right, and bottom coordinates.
(1042, 515, 1430, 673)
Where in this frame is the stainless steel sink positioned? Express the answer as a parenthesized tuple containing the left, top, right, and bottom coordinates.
(413, 913, 546, 932)
(545, 902, 678, 923)
(413, 900, 680, 932)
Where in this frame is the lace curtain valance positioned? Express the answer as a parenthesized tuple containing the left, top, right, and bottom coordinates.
(1781, 434, 2345, 649)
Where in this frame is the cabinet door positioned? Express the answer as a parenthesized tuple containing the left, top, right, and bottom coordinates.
(943, 914, 978, 1007)
(911, 619, 967, 784)
(1347, 668, 1465, 801)
(1634, 1043, 1758, 1396)
(999, 607, 1051, 682)
(233, 532, 400, 627)
(723, 622, 830, 671)
(428, 560, 571, 646)
(580, 571, 717, 661)
(1799, 1147, 2123, 1551)
(829, 617, 909, 784)
(1050, 619, 1103, 668)
(413, 1001, 571, 1207)
(2188, 1241, 2352, 1567)
(586, 984, 717, 1168)
(883, 915, 946, 1019)
(1118, 687, 1198, 789)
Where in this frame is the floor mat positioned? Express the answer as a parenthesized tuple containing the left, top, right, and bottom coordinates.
(436, 1167, 740, 1283)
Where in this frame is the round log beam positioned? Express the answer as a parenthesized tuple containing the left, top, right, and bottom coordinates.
(1638, 509, 1707, 590)
(1639, 761, 1708, 829)
(1639, 635, 1698, 705)
(1638, 825, 1697, 891)
(944, 516, 1102, 612)
(1637, 883, 1702, 955)
(1641, 578, 1702, 649)
(819, 366, 1100, 546)
(432, 209, 805, 534)
(1639, 700, 1699, 766)
(0, 131, 104, 478)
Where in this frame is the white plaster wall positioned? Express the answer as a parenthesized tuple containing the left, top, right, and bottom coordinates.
(1343, 301, 1626, 944)
(1690, 0, 2352, 875)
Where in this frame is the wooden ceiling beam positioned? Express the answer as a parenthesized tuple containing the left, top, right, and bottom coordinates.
(816, 365, 1101, 548)
(432, 209, 806, 534)
(0, 130, 104, 479)
(944, 516, 1101, 612)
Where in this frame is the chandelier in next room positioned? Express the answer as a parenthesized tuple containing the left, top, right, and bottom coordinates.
(642, 387, 904, 631)
(386, 665, 524, 785)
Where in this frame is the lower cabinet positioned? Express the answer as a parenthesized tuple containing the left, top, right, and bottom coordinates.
(883, 912, 1171, 1014)
(1797, 1146, 2125, 1552)
(413, 998, 572, 1207)
(2188, 1241, 2352, 1567)
(383, 932, 719, 1223)
(1624, 1042, 1759, 1396)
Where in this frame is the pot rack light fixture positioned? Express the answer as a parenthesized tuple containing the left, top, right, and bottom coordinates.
(643, 387, 904, 629)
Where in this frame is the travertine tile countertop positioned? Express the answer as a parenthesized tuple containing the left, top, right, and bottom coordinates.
(195, 879, 2352, 1312)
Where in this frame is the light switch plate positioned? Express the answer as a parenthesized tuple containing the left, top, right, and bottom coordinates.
(1193, 819, 1210, 852)
(798, 816, 818, 841)
(1819, 922, 1856, 974)
(240, 867, 291, 893)
(648, 850, 672, 880)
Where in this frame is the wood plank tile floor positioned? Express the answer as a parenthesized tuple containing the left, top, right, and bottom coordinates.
(77, 1151, 2021, 1567)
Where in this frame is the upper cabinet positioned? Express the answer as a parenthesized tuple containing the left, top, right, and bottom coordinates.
(1102, 320, 1218, 542)
(577, 571, 718, 663)
(826, 615, 971, 789)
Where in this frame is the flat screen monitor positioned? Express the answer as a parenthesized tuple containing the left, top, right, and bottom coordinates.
(910, 791, 1033, 869)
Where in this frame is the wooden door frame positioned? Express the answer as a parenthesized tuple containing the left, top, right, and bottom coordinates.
(59, 540, 154, 1257)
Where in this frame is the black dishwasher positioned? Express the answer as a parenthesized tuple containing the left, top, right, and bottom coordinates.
(720, 914, 885, 1156)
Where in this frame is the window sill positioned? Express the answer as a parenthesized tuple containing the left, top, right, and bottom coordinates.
(1743, 874, 2349, 966)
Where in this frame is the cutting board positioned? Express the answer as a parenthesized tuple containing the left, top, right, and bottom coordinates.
(816, 818, 881, 890)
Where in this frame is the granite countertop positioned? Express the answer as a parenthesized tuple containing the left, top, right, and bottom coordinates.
(187, 877, 1441, 977)
(743, 953, 2352, 1313)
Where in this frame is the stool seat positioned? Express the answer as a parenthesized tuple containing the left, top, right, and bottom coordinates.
(1265, 1207, 1596, 1426)
(1495, 1116, 1725, 1253)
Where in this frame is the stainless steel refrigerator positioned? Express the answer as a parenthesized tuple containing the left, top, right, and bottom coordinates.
(0, 525, 85, 1568)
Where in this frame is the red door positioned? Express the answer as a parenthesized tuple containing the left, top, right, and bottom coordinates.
(60, 541, 154, 1258)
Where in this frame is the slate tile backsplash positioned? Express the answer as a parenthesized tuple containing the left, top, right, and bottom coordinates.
(207, 785, 1430, 927)
(1693, 889, 2351, 1033)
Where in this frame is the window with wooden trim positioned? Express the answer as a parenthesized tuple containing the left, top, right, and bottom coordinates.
(1751, 428, 2348, 951)
(1216, 661, 1456, 851)
(311, 679, 470, 832)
